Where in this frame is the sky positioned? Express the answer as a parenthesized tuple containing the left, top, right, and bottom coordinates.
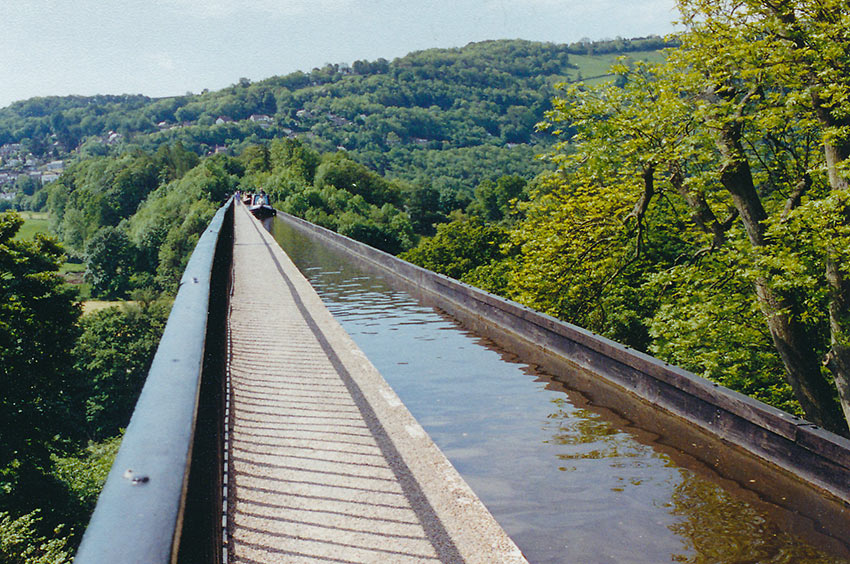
(0, 0, 680, 109)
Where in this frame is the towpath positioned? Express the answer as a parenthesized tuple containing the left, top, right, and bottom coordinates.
(226, 203, 526, 564)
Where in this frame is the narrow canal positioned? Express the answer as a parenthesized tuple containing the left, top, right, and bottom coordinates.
(269, 217, 850, 564)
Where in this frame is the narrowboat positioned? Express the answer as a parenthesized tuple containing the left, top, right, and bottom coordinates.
(247, 192, 276, 218)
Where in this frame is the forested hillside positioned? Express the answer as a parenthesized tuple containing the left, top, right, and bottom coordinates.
(0, 38, 670, 205)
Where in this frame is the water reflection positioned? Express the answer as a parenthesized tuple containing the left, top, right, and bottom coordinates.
(668, 473, 844, 564)
(270, 218, 850, 564)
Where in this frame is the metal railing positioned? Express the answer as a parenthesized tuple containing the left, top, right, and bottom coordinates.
(75, 198, 234, 564)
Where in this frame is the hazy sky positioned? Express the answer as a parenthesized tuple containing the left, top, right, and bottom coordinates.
(1, 0, 680, 109)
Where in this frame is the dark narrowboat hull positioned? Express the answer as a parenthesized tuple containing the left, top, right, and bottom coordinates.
(249, 204, 276, 218)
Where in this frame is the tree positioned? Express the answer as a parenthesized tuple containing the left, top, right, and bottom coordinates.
(269, 138, 320, 183)
(73, 303, 169, 439)
(153, 141, 199, 182)
(405, 184, 446, 235)
(240, 144, 271, 174)
(155, 199, 218, 291)
(84, 226, 135, 299)
(0, 212, 82, 524)
(400, 216, 511, 282)
(671, 0, 850, 431)
(14, 175, 40, 197)
(467, 175, 528, 223)
(314, 152, 404, 207)
(528, 2, 850, 434)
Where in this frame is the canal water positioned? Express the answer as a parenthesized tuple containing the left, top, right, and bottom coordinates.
(269, 218, 850, 564)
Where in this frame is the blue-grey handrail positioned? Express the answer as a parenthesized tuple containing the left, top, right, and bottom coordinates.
(75, 197, 234, 564)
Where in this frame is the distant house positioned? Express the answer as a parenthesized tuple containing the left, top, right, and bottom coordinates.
(41, 172, 61, 184)
(215, 116, 234, 125)
(45, 160, 64, 172)
(326, 113, 349, 127)
(249, 114, 273, 129)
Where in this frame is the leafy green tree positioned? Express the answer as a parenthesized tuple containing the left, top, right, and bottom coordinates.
(400, 216, 511, 285)
(269, 139, 320, 183)
(404, 184, 446, 235)
(51, 435, 122, 516)
(240, 144, 271, 174)
(155, 199, 218, 291)
(73, 304, 169, 439)
(153, 141, 199, 183)
(84, 226, 135, 299)
(0, 212, 82, 534)
(467, 175, 528, 223)
(524, 2, 850, 434)
(314, 152, 404, 207)
(14, 175, 40, 197)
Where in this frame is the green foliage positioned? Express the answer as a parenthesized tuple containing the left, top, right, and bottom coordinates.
(0, 212, 82, 469)
(73, 304, 169, 439)
(152, 141, 199, 183)
(84, 226, 135, 299)
(268, 138, 320, 183)
(0, 212, 86, 549)
(467, 175, 528, 223)
(127, 158, 234, 291)
(404, 184, 445, 235)
(647, 245, 800, 413)
(45, 152, 160, 256)
(155, 199, 218, 291)
(314, 152, 403, 207)
(400, 216, 512, 290)
(504, 1, 850, 432)
(52, 436, 121, 511)
(0, 510, 71, 564)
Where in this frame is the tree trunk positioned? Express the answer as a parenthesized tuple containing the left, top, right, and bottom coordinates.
(713, 122, 849, 435)
(811, 92, 850, 434)
(825, 255, 850, 426)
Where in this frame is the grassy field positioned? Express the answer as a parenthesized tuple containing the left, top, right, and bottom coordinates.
(82, 300, 135, 315)
(567, 49, 668, 85)
(12, 211, 95, 297)
(13, 210, 50, 241)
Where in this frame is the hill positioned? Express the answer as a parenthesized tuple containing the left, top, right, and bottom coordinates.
(0, 37, 671, 200)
